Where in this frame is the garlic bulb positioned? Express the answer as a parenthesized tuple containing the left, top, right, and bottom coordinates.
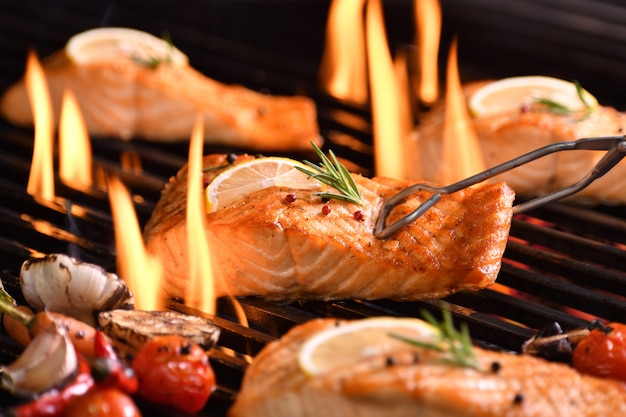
(20, 254, 134, 326)
(0, 323, 78, 397)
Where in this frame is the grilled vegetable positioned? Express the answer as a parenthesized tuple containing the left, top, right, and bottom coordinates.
(20, 254, 134, 327)
(132, 334, 215, 414)
(0, 324, 78, 398)
(2, 328, 140, 417)
(2, 305, 35, 347)
(64, 387, 142, 417)
(90, 330, 138, 394)
(2, 294, 219, 362)
(572, 321, 626, 381)
(0, 279, 15, 311)
(2, 353, 94, 417)
(0, 303, 129, 360)
(521, 322, 588, 363)
(98, 309, 220, 351)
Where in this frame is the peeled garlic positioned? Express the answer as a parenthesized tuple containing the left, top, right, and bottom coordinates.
(20, 254, 134, 326)
(0, 322, 78, 397)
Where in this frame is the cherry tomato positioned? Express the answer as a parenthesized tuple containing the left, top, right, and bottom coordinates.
(573, 322, 626, 381)
(131, 335, 215, 414)
(64, 387, 141, 417)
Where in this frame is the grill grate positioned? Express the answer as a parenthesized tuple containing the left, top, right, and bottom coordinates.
(2, 1, 626, 416)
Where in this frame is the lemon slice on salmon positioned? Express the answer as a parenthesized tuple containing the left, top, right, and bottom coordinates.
(468, 76, 598, 118)
(298, 317, 439, 377)
(205, 157, 322, 213)
(66, 27, 188, 66)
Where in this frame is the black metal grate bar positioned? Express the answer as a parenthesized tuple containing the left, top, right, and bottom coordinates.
(1, 2, 626, 416)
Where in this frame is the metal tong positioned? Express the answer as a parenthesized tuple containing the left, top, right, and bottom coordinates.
(375, 135, 626, 239)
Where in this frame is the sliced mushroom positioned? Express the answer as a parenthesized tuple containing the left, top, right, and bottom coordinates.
(98, 309, 221, 350)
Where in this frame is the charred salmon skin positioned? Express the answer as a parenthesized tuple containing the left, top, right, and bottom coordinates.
(229, 317, 626, 417)
(1, 42, 320, 152)
(410, 79, 626, 204)
(143, 153, 515, 302)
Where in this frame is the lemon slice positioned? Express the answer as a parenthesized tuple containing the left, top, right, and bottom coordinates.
(298, 317, 439, 377)
(468, 76, 598, 118)
(205, 157, 321, 212)
(66, 27, 188, 66)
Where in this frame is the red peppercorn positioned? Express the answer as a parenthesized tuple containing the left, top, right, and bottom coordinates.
(203, 178, 210, 189)
(285, 193, 297, 203)
(353, 210, 364, 221)
(322, 204, 331, 215)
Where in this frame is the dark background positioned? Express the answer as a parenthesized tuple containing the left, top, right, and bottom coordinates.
(1, 0, 625, 110)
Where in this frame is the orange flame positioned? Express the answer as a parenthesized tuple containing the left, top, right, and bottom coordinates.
(25, 51, 54, 200)
(440, 38, 485, 184)
(108, 175, 164, 311)
(366, 0, 406, 178)
(59, 90, 93, 188)
(393, 47, 417, 142)
(185, 117, 215, 314)
(414, 0, 441, 105)
(319, 0, 368, 105)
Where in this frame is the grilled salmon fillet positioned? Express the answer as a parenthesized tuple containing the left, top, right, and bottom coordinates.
(229, 318, 626, 417)
(143, 154, 514, 302)
(410, 81, 626, 203)
(0, 50, 321, 152)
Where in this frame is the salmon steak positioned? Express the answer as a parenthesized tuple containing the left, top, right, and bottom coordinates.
(143, 153, 515, 302)
(410, 80, 626, 203)
(229, 318, 626, 417)
(0, 49, 321, 152)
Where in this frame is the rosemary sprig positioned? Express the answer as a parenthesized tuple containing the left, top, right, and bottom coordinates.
(133, 31, 175, 69)
(296, 142, 362, 205)
(534, 80, 593, 120)
(389, 309, 482, 371)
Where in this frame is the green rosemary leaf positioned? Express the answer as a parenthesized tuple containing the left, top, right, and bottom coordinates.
(534, 98, 574, 115)
(534, 79, 593, 120)
(297, 142, 362, 205)
(389, 309, 483, 371)
(133, 31, 175, 69)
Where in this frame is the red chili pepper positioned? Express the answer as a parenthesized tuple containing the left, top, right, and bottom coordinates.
(93, 330, 118, 360)
(90, 331, 138, 394)
(7, 356, 94, 417)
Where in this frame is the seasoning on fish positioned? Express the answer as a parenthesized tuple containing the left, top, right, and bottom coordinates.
(411, 76, 626, 203)
(143, 152, 515, 302)
(229, 317, 626, 417)
(0, 27, 321, 152)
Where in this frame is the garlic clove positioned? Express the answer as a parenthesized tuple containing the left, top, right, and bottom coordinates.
(0, 321, 78, 397)
(20, 254, 134, 326)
